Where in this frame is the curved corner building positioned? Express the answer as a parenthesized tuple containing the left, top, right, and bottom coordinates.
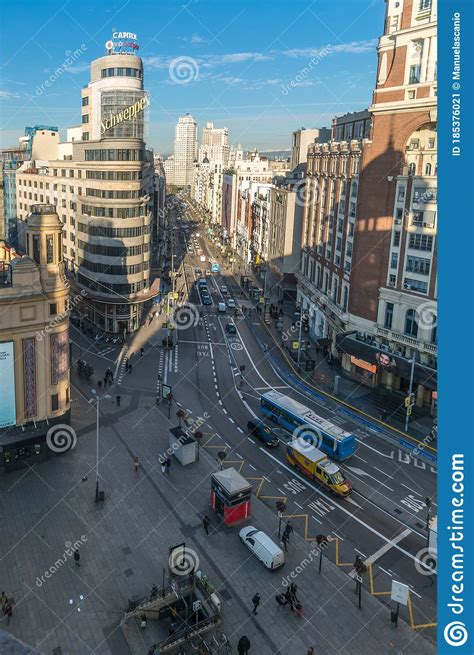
(75, 52, 154, 333)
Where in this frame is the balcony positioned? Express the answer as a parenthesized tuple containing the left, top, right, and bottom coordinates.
(374, 325, 437, 354)
(0, 263, 13, 288)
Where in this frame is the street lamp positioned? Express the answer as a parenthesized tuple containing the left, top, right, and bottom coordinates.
(89, 389, 111, 503)
(404, 357, 416, 432)
(296, 304, 304, 370)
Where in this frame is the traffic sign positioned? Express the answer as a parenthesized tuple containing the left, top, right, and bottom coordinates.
(391, 580, 409, 605)
(259, 297, 265, 304)
(292, 341, 299, 350)
(406, 406, 412, 416)
(193, 600, 202, 612)
(162, 383, 172, 400)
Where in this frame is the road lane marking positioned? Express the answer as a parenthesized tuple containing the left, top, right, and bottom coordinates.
(365, 528, 412, 565)
(262, 450, 426, 565)
(345, 465, 394, 491)
(249, 464, 257, 471)
(228, 417, 235, 424)
(222, 409, 227, 414)
(237, 427, 244, 434)
(294, 502, 304, 509)
(354, 549, 367, 557)
(401, 483, 423, 497)
(354, 455, 368, 463)
(312, 516, 322, 524)
(248, 438, 255, 444)
(373, 466, 394, 479)
(379, 567, 393, 577)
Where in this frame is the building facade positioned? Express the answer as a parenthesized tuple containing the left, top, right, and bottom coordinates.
(0, 205, 70, 472)
(290, 127, 331, 169)
(171, 114, 198, 188)
(16, 52, 156, 334)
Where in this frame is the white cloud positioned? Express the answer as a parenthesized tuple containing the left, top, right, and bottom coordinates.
(0, 90, 20, 99)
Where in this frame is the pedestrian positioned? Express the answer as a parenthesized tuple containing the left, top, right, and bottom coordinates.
(283, 587, 294, 610)
(103, 375, 108, 387)
(161, 461, 167, 474)
(202, 515, 211, 535)
(97, 380, 103, 390)
(116, 395, 121, 407)
(4, 603, 12, 625)
(238, 635, 251, 654)
(140, 613, 147, 629)
(134, 456, 140, 473)
(74, 550, 80, 567)
(141, 347, 144, 356)
(170, 605, 178, 620)
(281, 531, 289, 552)
(251, 592, 260, 615)
(128, 363, 132, 374)
(1, 592, 7, 611)
(165, 457, 171, 474)
(289, 583, 299, 605)
(283, 520, 293, 541)
(307, 648, 315, 655)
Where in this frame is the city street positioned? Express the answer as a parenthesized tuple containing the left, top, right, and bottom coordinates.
(0, 206, 436, 654)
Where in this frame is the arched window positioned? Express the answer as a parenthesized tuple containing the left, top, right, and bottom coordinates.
(405, 308, 418, 337)
(408, 163, 416, 176)
(425, 163, 432, 175)
(429, 313, 437, 344)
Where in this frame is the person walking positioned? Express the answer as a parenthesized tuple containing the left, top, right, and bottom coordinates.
(202, 515, 211, 535)
(128, 363, 132, 374)
(140, 613, 147, 629)
(141, 347, 144, 357)
(1, 592, 7, 611)
(238, 635, 251, 654)
(116, 395, 121, 407)
(4, 602, 12, 625)
(161, 461, 167, 474)
(307, 648, 315, 655)
(134, 456, 140, 473)
(74, 550, 80, 567)
(283, 520, 293, 542)
(165, 457, 171, 474)
(283, 587, 294, 610)
(281, 531, 289, 552)
(251, 592, 260, 615)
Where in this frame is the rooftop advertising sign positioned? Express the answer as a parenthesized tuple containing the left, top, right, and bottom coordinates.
(105, 31, 139, 54)
(100, 95, 150, 135)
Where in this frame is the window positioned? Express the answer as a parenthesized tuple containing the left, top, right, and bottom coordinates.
(32, 235, 40, 263)
(49, 303, 58, 316)
(428, 138, 435, 149)
(408, 163, 416, 176)
(61, 169, 66, 177)
(425, 163, 432, 175)
(82, 96, 89, 106)
(408, 233, 433, 251)
(404, 278, 428, 294)
(384, 302, 394, 330)
(393, 231, 401, 247)
(388, 274, 396, 287)
(406, 255, 430, 275)
(82, 114, 89, 124)
(412, 210, 424, 226)
(429, 314, 437, 344)
(409, 64, 421, 84)
(46, 235, 54, 263)
(390, 252, 398, 269)
(405, 309, 418, 337)
(419, 0, 432, 10)
(397, 186, 405, 202)
(408, 90, 416, 100)
(82, 132, 89, 141)
(51, 394, 59, 412)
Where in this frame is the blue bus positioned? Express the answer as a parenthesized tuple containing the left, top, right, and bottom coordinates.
(211, 262, 220, 273)
(260, 390, 356, 461)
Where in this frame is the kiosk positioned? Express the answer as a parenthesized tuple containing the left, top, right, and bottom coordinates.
(210, 467, 252, 526)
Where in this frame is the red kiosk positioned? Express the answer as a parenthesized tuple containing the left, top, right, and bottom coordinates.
(210, 467, 252, 526)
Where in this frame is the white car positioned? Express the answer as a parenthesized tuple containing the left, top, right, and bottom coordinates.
(217, 302, 226, 313)
(226, 298, 236, 309)
(239, 526, 285, 570)
(200, 255, 206, 262)
(220, 285, 228, 295)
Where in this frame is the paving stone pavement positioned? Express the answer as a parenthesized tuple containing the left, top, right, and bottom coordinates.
(0, 375, 436, 655)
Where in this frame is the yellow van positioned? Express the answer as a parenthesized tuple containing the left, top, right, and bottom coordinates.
(286, 440, 352, 497)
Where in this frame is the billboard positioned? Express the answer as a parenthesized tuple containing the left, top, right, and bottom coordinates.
(0, 341, 16, 428)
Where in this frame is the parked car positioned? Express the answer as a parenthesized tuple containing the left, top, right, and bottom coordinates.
(226, 322, 237, 334)
(226, 298, 236, 309)
(217, 302, 226, 313)
(247, 420, 280, 447)
(202, 296, 212, 306)
(239, 526, 285, 570)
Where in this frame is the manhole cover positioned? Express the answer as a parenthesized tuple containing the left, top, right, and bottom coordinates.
(124, 568, 134, 578)
(122, 547, 132, 556)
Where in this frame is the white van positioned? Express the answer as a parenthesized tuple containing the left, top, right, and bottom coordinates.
(239, 526, 285, 570)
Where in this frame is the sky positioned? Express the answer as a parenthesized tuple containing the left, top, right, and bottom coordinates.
(0, 0, 384, 154)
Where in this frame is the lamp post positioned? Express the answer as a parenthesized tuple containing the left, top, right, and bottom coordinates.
(296, 304, 304, 370)
(89, 390, 111, 503)
(404, 357, 416, 432)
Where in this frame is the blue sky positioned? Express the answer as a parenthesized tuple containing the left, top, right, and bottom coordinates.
(0, 0, 384, 154)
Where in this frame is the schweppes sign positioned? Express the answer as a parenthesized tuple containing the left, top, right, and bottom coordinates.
(101, 96, 150, 134)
